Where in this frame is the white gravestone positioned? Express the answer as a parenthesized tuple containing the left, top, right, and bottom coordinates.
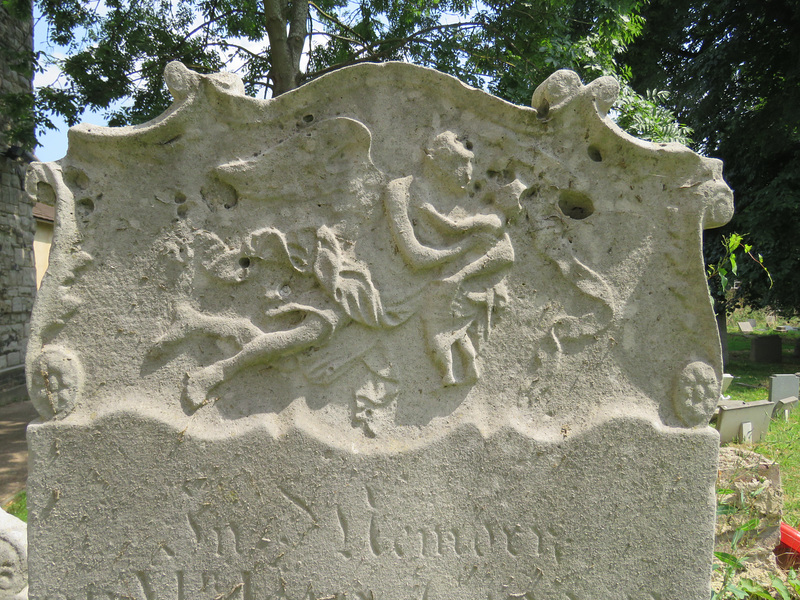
(25, 63, 733, 600)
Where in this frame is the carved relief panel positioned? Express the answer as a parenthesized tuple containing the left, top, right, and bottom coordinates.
(26, 62, 732, 446)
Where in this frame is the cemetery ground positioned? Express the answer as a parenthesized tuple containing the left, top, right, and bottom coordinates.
(724, 310, 800, 528)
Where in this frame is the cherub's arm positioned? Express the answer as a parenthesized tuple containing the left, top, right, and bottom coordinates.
(385, 177, 486, 270)
(416, 202, 503, 235)
(442, 233, 515, 284)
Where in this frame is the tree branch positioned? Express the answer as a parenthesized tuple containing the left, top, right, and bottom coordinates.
(352, 21, 481, 61)
(304, 21, 483, 81)
(207, 41, 266, 62)
(309, 1, 371, 48)
(287, 0, 309, 64)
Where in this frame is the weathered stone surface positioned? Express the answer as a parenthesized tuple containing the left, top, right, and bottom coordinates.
(26, 63, 732, 599)
(0, 507, 28, 600)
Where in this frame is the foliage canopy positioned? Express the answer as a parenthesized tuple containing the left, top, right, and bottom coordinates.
(624, 0, 800, 314)
(3, 0, 689, 147)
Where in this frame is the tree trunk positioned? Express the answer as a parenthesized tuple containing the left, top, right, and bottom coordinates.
(264, 0, 309, 96)
(716, 310, 729, 370)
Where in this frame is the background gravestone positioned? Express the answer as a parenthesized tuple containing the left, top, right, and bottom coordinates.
(25, 63, 732, 600)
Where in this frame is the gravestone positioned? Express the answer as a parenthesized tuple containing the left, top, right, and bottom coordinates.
(769, 373, 799, 403)
(773, 397, 798, 421)
(715, 400, 773, 444)
(751, 335, 783, 363)
(25, 63, 733, 600)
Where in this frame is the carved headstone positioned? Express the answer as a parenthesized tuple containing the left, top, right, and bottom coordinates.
(0, 507, 27, 600)
(25, 63, 732, 599)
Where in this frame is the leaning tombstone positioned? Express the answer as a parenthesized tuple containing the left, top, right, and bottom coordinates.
(716, 400, 774, 443)
(25, 63, 734, 599)
(773, 397, 799, 421)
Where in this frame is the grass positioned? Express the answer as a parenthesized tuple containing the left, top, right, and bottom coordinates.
(724, 333, 800, 404)
(723, 311, 800, 527)
(2, 489, 27, 522)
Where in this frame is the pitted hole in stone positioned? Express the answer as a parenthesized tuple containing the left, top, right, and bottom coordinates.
(239, 257, 251, 269)
(303, 114, 314, 123)
(486, 168, 515, 185)
(558, 190, 594, 220)
(587, 145, 603, 162)
(201, 177, 238, 210)
(174, 192, 187, 204)
(64, 167, 89, 190)
(536, 99, 550, 120)
(76, 197, 95, 219)
(36, 181, 56, 205)
(465, 140, 474, 151)
(176, 204, 189, 219)
(521, 185, 540, 202)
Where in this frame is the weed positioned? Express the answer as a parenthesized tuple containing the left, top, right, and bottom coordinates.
(2, 489, 27, 522)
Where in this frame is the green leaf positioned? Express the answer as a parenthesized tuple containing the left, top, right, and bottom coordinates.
(738, 578, 774, 599)
(771, 576, 791, 600)
(729, 252, 737, 275)
(725, 584, 748, 599)
(732, 527, 745, 548)
(739, 518, 761, 532)
(714, 551, 746, 570)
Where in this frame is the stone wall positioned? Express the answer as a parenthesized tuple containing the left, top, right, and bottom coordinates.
(0, 3, 35, 404)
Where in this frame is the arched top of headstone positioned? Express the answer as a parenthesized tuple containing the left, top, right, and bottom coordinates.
(28, 62, 732, 452)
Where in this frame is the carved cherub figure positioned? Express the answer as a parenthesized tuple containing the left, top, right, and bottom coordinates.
(153, 123, 524, 421)
(155, 225, 389, 409)
(384, 131, 523, 385)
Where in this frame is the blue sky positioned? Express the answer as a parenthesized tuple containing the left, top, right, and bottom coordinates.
(32, 7, 105, 163)
(31, 4, 468, 163)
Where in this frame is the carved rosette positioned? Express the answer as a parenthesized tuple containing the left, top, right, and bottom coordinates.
(0, 509, 27, 600)
(673, 360, 720, 427)
(28, 345, 84, 420)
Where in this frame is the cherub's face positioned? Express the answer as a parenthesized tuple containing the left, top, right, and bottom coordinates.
(424, 132, 474, 192)
(0, 539, 25, 595)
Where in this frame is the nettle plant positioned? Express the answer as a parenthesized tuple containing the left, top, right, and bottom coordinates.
(707, 233, 773, 300)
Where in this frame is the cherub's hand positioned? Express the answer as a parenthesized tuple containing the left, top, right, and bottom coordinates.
(417, 202, 503, 234)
